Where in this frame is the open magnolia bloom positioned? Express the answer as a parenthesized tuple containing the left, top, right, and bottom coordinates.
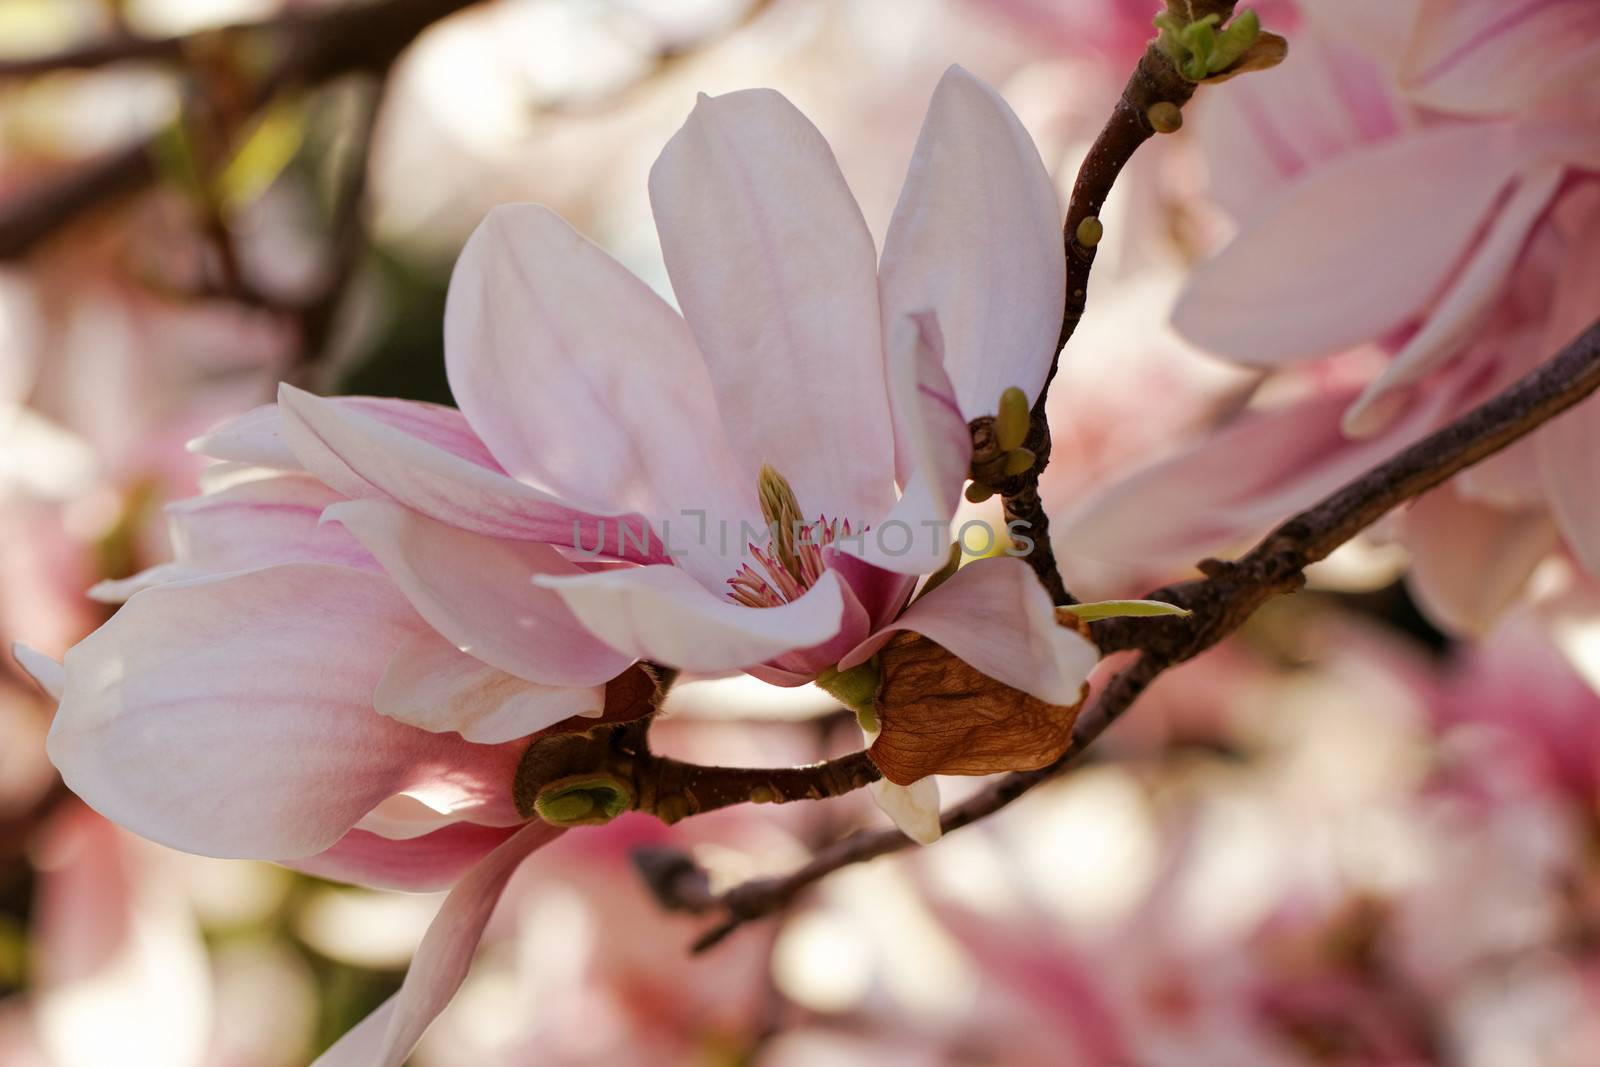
(13, 65, 1105, 1065)
(444, 65, 1096, 829)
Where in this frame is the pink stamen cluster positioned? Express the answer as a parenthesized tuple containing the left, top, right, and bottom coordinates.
(727, 516, 858, 608)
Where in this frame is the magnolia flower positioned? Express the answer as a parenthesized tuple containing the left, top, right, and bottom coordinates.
(17, 66, 1099, 1064)
(1057, 0, 1600, 634)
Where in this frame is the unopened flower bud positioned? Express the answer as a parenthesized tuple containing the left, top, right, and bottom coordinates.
(996, 386, 1031, 451)
(1147, 101, 1183, 133)
(1003, 447, 1037, 477)
(534, 773, 634, 827)
(1075, 216, 1104, 248)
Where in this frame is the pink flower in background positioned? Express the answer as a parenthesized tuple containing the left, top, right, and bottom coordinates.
(1056, 0, 1600, 633)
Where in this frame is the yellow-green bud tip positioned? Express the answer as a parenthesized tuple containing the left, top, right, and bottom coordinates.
(996, 386, 1031, 452)
(534, 775, 634, 827)
(1003, 447, 1037, 477)
(1075, 216, 1104, 248)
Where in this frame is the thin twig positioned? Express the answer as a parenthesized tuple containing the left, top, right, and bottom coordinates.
(985, 0, 1240, 605)
(670, 314, 1600, 948)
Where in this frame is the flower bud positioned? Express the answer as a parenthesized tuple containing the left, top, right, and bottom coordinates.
(996, 386, 1031, 452)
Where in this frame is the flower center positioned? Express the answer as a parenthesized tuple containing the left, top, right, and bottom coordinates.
(726, 464, 858, 609)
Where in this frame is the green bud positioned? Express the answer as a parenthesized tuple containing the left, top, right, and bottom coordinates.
(533, 774, 634, 827)
(1075, 216, 1105, 248)
(1003, 447, 1037, 477)
(1209, 9, 1261, 74)
(996, 386, 1031, 452)
(964, 482, 995, 504)
(1147, 101, 1183, 133)
(1060, 599, 1192, 622)
(816, 660, 881, 715)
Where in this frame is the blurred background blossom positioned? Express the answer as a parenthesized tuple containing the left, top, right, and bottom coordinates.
(1, 0, 1598, 1062)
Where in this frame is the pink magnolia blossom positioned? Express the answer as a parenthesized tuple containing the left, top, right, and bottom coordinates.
(1055, 0, 1600, 633)
(16, 66, 1101, 1062)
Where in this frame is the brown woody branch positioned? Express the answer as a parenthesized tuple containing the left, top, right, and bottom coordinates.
(985, 0, 1241, 606)
(662, 314, 1600, 949)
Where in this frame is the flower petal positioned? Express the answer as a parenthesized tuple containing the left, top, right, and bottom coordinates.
(648, 88, 893, 523)
(444, 204, 746, 541)
(288, 822, 520, 892)
(279, 384, 661, 559)
(48, 564, 524, 860)
(880, 66, 1064, 415)
(853, 312, 971, 575)
(90, 473, 372, 602)
(1174, 123, 1529, 365)
(1403, 0, 1600, 117)
(1402, 485, 1556, 636)
(11, 642, 64, 700)
(868, 777, 941, 845)
(1345, 165, 1565, 435)
(534, 564, 847, 674)
(373, 628, 604, 744)
(853, 556, 1096, 706)
(1055, 387, 1458, 568)
(311, 820, 564, 1067)
(325, 498, 634, 687)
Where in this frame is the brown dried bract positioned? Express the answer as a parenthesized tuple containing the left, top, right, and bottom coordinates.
(869, 633, 1088, 786)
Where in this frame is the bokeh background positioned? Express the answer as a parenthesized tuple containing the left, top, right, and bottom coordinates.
(2, 1, 1598, 1064)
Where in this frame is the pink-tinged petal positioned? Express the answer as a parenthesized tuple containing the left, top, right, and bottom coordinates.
(1199, 30, 1406, 223)
(1535, 193, 1600, 572)
(374, 628, 604, 744)
(312, 820, 564, 1067)
(880, 66, 1064, 415)
(278, 384, 662, 560)
(852, 556, 1097, 706)
(1402, 485, 1556, 636)
(1403, 0, 1600, 116)
(190, 395, 499, 469)
(648, 89, 893, 523)
(1056, 386, 1457, 568)
(824, 549, 918, 633)
(12, 643, 64, 700)
(90, 473, 373, 602)
(1174, 123, 1528, 365)
(48, 564, 524, 860)
(289, 822, 520, 892)
(1345, 165, 1565, 435)
(444, 204, 746, 536)
(535, 565, 847, 674)
(354, 795, 462, 840)
(854, 313, 971, 575)
(188, 403, 294, 467)
(868, 776, 941, 845)
(325, 498, 634, 687)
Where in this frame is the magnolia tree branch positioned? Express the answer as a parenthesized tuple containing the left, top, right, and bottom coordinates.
(980, 0, 1240, 605)
(659, 314, 1600, 949)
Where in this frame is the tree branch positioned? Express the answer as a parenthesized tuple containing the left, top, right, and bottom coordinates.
(665, 313, 1600, 949)
(984, 0, 1241, 605)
